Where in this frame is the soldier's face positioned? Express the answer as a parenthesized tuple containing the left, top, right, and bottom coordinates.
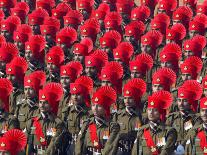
(204, 89, 207, 97)
(31, 25, 40, 34)
(152, 84, 164, 93)
(57, 43, 67, 52)
(141, 44, 151, 54)
(189, 30, 198, 38)
(85, 66, 97, 78)
(114, 58, 124, 66)
(101, 80, 112, 87)
(161, 62, 173, 69)
(173, 20, 181, 25)
(14, 41, 24, 52)
(47, 63, 58, 73)
(200, 108, 207, 123)
(73, 53, 84, 63)
(92, 103, 105, 118)
(60, 76, 70, 88)
(166, 39, 172, 44)
(6, 74, 16, 85)
(184, 50, 193, 58)
(71, 94, 84, 105)
(24, 87, 36, 99)
(177, 98, 190, 111)
(181, 73, 192, 81)
(147, 108, 160, 121)
(25, 50, 34, 62)
(0, 61, 6, 71)
(100, 47, 111, 54)
(130, 70, 142, 78)
(39, 100, 51, 113)
(157, 9, 166, 14)
(124, 96, 136, 108)
(1, 30, 12, 42)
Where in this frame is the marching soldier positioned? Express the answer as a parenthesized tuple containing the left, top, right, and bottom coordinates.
(185, 97, 207, 154)
(72, 38, 93, 64)
(165, 23, 186, 47)
(61, 76, 93, 154)
(56, 27, 78, 63)
(0, 129, 27, 154)
(202, 76, 207, 98)
(1, 16, 21, 42)
(124, 21, 145, 53)
(111, 78, 146, 155)
(100, 61, 124, 111)
(84, 50, 108, 88)
(159, 43, 182, 74)
(26, 82, 70, 155)
(113, 42, 133, 81)
(77, 0, 94, 20)
(13, 24, 32, 57)
(24, 35, 46, 75)
(178, 56, 203, 87)
(28, 8, 49, 35)
(0, 42, 19, 78)
(58, 61, 83, 117)
(132, 90, 177, 155)
(0, 78, 20, 135)
(6, 57, 28, 114)
(63, 10, 83, 30)
(45, 46, 64, 83)
(40, 17, 60, 52)
(166, 80, 203, 154)
(75, 86, 119, 155)
(99, 30, 121, 61)
(15, 71, 46, 130)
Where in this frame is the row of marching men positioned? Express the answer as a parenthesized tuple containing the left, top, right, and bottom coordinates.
(1, 67, 207, 154)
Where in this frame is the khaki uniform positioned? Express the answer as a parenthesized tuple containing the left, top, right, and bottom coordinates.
(75, 117, 119, 155)
(9, 88, 23, 114)
(26, 112, 70, 155)
(110, 109, 142, 155)
(0, 111, 20, 135)
(185, 124, 207, 155)
(166, 111, 202, 147)
(61, 104, 91, 154)
(25, 61, 45, 76)
(131, 123, 177, 155)
(57, 94, 70, 118)
(15, 99, 39, 130)
(46, 71, 60, 83)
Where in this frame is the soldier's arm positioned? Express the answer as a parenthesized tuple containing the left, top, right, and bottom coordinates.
(8, 115, 20, 129)
(75, 119, 90, 155)
(102, 122, 120, 155)
(131, 128, 143, 155)
(160, 127, 177, 155)
(185, 128, 197, 155)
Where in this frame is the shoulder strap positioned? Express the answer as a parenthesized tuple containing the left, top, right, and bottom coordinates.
(32, 117, 47, 146)
(88, 123, 102, 149)
(143, 128, 159, 155)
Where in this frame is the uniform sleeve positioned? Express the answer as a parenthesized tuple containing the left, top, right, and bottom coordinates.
(185, 129, 197, 155)
(131, 129, 144, 155)
(160, 127, 177, 155)
(75, 120, 89, 155)
(8, 115, 20, 129)
(102, 122, 120, 155)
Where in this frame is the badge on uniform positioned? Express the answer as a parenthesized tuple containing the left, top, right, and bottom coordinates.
(102, 130, 109, 140)
(94, 140, 99, 147)
(157, 137, 166, 147)
(151, 146, 157, 153)
(184, 120, 193, 131)
(134, 122, 141, 131)
(46, 128, 56, 137)
(204, 147, 207, 153)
